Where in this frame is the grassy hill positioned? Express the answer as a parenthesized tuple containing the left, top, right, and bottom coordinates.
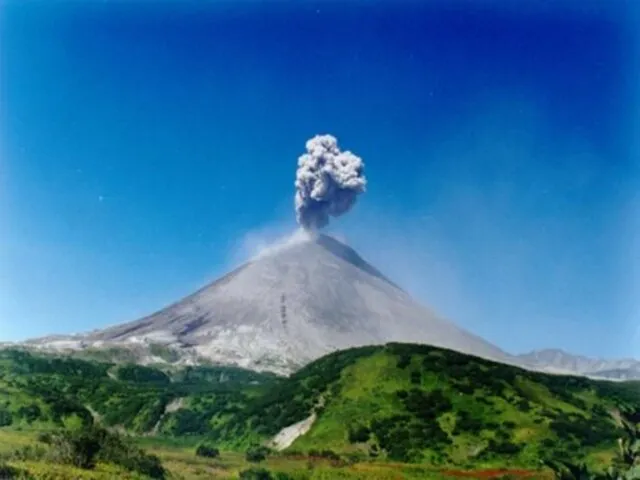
(1, 343, 640, 478)
(204, 343, 640, 470)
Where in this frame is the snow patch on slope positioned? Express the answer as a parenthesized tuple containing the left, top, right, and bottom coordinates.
(269, 412, 317, 451)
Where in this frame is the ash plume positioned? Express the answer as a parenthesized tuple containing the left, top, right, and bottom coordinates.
(294, 135, 366, 230)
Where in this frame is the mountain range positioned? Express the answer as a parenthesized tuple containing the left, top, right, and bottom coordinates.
(517, 349, 640, 380)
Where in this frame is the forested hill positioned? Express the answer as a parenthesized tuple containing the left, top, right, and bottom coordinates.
(204, 343, 640, 470)
(2, 343, 640, 471)
(0, 348, 280, 435)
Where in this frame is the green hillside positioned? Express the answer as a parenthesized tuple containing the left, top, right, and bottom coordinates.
(1, 343, 640, 477)
(0, 348, 279, 435)
(204, 343, 640, 470)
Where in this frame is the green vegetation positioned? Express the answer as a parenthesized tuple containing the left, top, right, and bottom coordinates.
(2, 424, 165, 478)
(193, 342, 640, 471)
(246, 445, 271, 463)
(3, 342, 640, 478)
(113, 364, 171, 384)
(239, 467, 274, 479)
(148, 344, 181, 363)
(541, 408, 640, 479)
(2, 428, 502, 479)
(195, 441, 220, 458)
(0, 348, 278, 437)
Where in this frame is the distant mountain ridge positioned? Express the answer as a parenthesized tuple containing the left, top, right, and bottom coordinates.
(517, 349, 640, 380)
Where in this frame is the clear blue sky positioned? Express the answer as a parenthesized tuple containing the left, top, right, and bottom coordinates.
(1, 1, 638, 358)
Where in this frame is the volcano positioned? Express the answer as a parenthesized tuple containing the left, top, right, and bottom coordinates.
(44, 233, 510, 374)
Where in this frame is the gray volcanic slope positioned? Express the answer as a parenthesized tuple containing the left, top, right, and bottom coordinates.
(82, 234, 513, 373)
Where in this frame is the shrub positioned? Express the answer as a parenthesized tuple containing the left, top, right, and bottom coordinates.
(396, 390, 408, 399)
(488, 438, 522, 455)
(0, 408, 12, 427)
(549, 415, 617, 447)
(246, 445, 269, 463)
(541, 438, 556, 449)
(195, 441, 220, 458)
(592, 404, 609, 416)
(454, 411, 484, 435)
(95, 428, 165, 478)
(36, 432, 52, 444)
(542, 459, 594, 480)
(10, 444, 47, 462)
(273, 473, 297, 480)
(396, 353, 412, 369)
(347, 424, 370, 443)
(114, 449, 164, 479)
(239, 467, 273, 480)
(115, 364, 170, 384)
(47, 399, 92, 427)
(401, 388, 452, 421)
(319, 450, 340, 460)
(370, 414, 449, 462)
(44, 426, 165, 478)
(165, 409, 211, 436)
(457, 383, 475, 395)
(16, 404, 42, 424)
(49, 428, 102, 468)
(0, 462, 30, 479)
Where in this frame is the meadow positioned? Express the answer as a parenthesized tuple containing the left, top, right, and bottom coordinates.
(0, 428, 552, 480)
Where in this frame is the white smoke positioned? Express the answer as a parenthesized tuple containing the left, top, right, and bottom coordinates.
(295, 134, 366, 230)
(237, 226, 315, 263)
(249, 229, 314, 260)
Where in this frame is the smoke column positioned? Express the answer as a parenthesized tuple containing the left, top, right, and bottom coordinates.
(295, 135, 367, 230)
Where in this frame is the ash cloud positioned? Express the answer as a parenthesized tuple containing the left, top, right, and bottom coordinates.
(295, 135, 366, 230)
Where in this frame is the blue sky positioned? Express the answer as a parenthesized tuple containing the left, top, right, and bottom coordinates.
(1, 0, 638, 358)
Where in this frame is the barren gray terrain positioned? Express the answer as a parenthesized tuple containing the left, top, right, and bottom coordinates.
(23, 234, 514, 373)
